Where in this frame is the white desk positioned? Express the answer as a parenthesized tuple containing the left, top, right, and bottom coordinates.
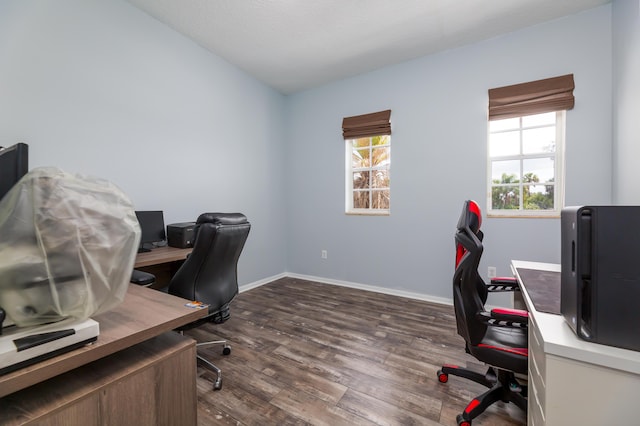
(511, 260, 640, 426)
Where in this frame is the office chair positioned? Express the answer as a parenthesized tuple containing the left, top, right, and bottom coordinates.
(437, 200, 528, 426)
(163, 212, 250, 390)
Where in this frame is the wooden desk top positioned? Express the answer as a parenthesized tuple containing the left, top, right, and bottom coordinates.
(0, 284, 207, 397)
(134, 246, 192, 268)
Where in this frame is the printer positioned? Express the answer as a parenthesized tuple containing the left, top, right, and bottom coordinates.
(167, 222, 196, 248)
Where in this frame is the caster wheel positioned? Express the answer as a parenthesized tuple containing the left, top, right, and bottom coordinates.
(213, 378, 222, 390)
(436, 369, 448, 383)
(222, 345, 231, 355)
(456, 414, 471, 426)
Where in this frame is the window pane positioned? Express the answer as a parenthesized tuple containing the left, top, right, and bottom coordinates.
(524, 184, 554, 210)
(353, 191, 369, 209)
(372, 135, 390, 146)
(523, 127, 555, 154)
(492, 160, 520, 183)
(353, 171, 369, 189)
(346, 134, 390, 214)
(492, 185, 519, 210)
(371, 169, 389, 189)
(352, 148, 369, 168)
(371, 146, 390, 167)
(487, 110, 563, 215)
(351, 138, 371, 149)
(489, 130, 520, 157)
(522, 112, 555, 127)
(371, 189, 390, 209)
(489, 117, 519, 132)
(523, 157, 554, 183)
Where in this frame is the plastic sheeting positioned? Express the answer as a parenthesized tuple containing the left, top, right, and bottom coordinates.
(0, 167, 140, 327)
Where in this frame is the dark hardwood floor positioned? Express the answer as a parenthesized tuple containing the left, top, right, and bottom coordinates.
(188, 277, 526, 426)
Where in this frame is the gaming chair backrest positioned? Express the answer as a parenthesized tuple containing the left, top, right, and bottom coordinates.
(452, 200, 489, 345)
(168, 213, 250, 314)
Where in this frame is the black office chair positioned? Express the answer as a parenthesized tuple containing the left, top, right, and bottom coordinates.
(437, 200, 528, 426)
(163, 212, 250, 390)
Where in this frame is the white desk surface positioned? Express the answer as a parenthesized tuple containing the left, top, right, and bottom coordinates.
(511, 260, 640, 375)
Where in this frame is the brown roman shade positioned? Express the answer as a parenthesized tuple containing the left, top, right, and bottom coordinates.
(488, 74, 575, 121)
(342, 109, 391, 139)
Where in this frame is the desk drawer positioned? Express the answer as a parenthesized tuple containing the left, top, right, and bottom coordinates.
(529, 384, 546, 426)
(529, 318, 546, 385)
(529, 354, 546, 414)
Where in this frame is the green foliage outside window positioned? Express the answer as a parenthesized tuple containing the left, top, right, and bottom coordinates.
(491, 173, 554, 211)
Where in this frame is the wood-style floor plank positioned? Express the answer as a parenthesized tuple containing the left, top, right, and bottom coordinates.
(190, 277, 526, 425)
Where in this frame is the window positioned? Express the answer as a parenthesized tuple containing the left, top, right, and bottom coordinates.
(488, 111, 565, 217)
(346, 135, 390, 214)
(342, 110, 391, 215)
(487, 74, 574, 217)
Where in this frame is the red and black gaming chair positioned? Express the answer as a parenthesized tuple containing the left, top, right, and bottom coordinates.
(437, 200, 528, 426)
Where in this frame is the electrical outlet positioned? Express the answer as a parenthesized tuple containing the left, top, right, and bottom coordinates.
(488, 266, 497, 278)
(321, 250, 327, 259)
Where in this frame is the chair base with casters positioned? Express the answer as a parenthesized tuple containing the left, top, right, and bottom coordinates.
(177, 303, 234, 390)
(179, 332, 231, 390)
(437, 364, 527, 426)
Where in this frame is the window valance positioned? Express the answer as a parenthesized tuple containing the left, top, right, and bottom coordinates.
(342, 110, 391, 139)
(488, 74, 574, 120)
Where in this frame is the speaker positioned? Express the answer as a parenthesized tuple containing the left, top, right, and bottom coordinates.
(167, 222, 196, 248)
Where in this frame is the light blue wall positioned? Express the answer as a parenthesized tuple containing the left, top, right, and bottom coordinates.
(0, 1, 618, 302)
(0, 0, 288, 285)
(286, 6, 612, 301)
(612, 0, 640, 203)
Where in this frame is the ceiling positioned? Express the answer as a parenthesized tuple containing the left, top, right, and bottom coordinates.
(126, 0, 610, 94)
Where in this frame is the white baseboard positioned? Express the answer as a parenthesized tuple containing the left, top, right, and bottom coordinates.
(241, 272, 453, 306)
(239, 272, 287, 293)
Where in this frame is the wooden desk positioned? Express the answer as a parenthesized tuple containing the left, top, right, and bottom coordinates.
(511, 260, 640, 426)
(0, 285, 207, 425)
(0, 284, 206, 397)
(0, 332, 196, 426)
(135, 246, 192, 288)
(134, 246, 192, 268)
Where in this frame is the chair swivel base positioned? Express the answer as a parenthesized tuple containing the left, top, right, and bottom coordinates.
(197, 339, 231, 390)
(437, 364, 527, 426)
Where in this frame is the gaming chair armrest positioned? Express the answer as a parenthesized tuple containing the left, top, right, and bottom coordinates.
(486, 276, 519, 292)
(478, 308, 528, 328)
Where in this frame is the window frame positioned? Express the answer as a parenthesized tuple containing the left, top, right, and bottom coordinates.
(486, 110, 566, 218)
(345, 135, 390, 215)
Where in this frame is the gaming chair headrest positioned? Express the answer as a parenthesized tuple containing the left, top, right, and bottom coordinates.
(457, 200, 482, 235)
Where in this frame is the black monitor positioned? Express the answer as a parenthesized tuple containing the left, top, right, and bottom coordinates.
(0, 143, 29, 202)
(135, 210, 166, 252)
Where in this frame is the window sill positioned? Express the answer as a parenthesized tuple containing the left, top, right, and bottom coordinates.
(345, 210, 390, 216)
(487, 212, 560, 219)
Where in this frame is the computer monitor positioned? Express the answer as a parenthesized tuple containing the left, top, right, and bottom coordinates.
(135, 210, 166, 252)
(0, 143, 29, 202)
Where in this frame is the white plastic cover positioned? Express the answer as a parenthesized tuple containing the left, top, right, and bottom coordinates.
(0, 167, 141, 327)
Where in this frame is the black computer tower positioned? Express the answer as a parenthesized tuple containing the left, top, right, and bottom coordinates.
(561, 206, 640, 352)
